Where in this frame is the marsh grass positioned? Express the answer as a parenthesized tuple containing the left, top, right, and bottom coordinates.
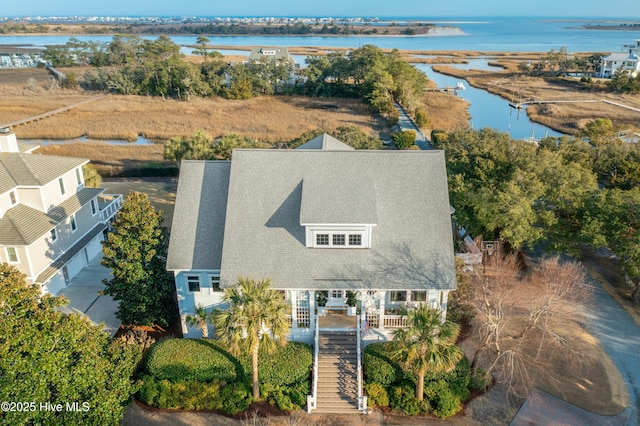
(5, 93, 383, 141)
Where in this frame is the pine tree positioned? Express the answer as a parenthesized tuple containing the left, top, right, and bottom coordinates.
(102, 191, 177, 326)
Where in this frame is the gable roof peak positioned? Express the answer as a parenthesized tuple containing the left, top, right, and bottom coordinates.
(296, 133, 355, 151)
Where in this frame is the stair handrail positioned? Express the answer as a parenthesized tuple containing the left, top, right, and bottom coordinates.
(307, 314, 320, 412)
(357, 310, 367, 411)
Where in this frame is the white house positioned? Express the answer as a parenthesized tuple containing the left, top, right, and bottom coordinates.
(166, 134, 457, 344)
(0, 129, 122, 295)
(599, 39, 640, 78)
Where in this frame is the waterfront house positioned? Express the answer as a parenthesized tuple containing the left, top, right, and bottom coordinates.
(167, 134, 457, 344)
(599, 39, 640, 78)
(0, 129, 122, 295)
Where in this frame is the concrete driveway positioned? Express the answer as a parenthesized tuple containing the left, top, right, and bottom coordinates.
(56, 255, 120, 336)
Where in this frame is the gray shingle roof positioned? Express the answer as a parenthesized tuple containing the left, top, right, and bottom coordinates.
(166, 160, 231, 271)
(0, 187, 104, 245)
(167, 147, 456, 292)
(296, 134, 355, 151)
(0, 152, 88, 194)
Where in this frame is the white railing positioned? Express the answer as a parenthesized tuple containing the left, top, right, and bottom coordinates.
(307, 314, 319, 413)
(383, 314, 408, 328)
(98, 194, 122, 223)
(357, 311, 367, 411)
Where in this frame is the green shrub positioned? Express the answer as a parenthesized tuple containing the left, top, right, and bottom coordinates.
(387, 109, 400, 125)
(239, 342, 312, 386)
(145, 338, 241, 383)
(424, 357, 471, 401)
(365, 383, 389, 408)
(414, 108, 430, 128)
(424, 380, 462, 418)
(364, 343, 404, 386)
(430, 130, 449, 147)
(221, 382, 253, 414)
(391, 130, 417, 149)
(470, 367, 491, 391)
(137, 375, 224, 411)
(389, 382, 429, 415)
(268, 390, 295, 411)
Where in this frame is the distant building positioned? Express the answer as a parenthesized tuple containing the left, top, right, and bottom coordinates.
(599, 39, 640, 78)
(246, 47, 299, 85)
(0, 129, 122, 295)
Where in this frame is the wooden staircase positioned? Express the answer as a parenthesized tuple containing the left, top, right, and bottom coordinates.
(314, 331, 360, 414)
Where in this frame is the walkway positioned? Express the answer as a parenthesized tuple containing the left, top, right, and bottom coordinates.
(394, 103, 432, 150)
(56, 255, 120, 336)
(581, 276, 640, 425)
(0, 96, 105, 130)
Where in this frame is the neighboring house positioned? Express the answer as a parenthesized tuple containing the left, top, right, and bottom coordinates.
(599, 39, 640, 78)
(167, 134, 457, 344)
(246, 47, 299, 85)
(0, 129, 122, 296)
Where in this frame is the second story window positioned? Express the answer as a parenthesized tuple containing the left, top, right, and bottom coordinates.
(6, 247, 18, 263)
(90, 199, 97, 216)
(75, 168, 83, 186)
(69, 214, 77, 232)
(59, 178, 65, 195)
(50, 228, 57, 242)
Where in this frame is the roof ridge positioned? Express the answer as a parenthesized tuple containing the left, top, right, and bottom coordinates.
(17, 153, 43, 184)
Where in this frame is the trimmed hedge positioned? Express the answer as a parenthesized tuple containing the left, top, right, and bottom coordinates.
(145, 338, 242, 383)
(240, 341, 313, 386)
(391, 130, 416, 149)
(364, 343, 405, 385)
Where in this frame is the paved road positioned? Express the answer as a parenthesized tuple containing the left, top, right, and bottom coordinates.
(394, 103, 432, 150)
(582, 277, 640, 425)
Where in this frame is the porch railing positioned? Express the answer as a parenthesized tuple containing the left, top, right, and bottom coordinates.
(383, 314, 408, 328)
(306, 314, 319, 412)
(98, 194, 122, 223)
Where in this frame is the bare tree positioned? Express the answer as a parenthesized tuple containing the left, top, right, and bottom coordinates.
(470, 255, 593, 400)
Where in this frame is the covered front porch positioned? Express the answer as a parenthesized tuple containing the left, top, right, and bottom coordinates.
(283, 289, 449, 344)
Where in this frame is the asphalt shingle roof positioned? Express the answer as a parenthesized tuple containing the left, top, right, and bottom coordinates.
(167, 143, 456, 292)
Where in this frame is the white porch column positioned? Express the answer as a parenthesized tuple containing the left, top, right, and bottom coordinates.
(309, 290, 316, 334)
(440, 290, 449, 323)
(290, 290, 298, 329)
(378, 290, 386, 330)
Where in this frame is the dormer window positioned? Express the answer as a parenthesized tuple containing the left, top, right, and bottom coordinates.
(311, 229, 368, 248)
(9, 191, 16, 205)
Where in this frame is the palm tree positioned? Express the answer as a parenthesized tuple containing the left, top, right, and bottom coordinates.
(390, 304, 464, 400)
(211, 277, 290, 399)
(185, 305, 210, 338)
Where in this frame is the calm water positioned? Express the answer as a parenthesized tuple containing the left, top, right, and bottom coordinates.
(3, 17, 639, 138)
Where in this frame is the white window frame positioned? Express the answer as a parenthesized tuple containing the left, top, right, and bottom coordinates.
(311, 230, 367, 248)
(411, 291, 427, 302)
(59, 177, 66, 195)
(209, 274, 221, 292)
(305, 225, 373, 249)
(389, 291, 407, 302)
(50, 227, 57, 242)
(5, 247, 19, 263)
(90, 199, 97, 216)
(186, 275, 201, 293)
(69, 214, 77, 232)
(75, 168, 83, 186)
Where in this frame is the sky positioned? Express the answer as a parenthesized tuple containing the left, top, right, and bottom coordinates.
(3, 0, 640, 19)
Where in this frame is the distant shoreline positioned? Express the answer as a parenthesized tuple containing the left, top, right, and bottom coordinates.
(580, 24, 640, 31)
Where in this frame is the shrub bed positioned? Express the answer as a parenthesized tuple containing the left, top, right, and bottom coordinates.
(144, 338, 242, 383)
(140, 338, 312, 413)
(363, 342, 477, 418)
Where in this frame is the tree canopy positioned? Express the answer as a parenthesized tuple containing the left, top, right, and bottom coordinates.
(101, 191, 178, 326)
(0, 263, 141, 425)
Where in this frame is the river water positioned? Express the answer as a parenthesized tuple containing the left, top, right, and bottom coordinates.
(2, 17, 639, 139)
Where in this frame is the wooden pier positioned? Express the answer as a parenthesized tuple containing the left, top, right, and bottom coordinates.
(0, 96, 106, 130)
